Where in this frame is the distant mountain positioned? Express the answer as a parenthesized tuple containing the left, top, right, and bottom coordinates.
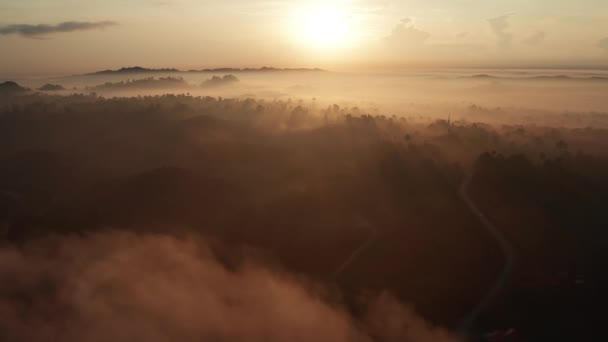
(0, 81, 30, 96)
(87, 66, 325, 75)
(191, 67, 325, 73)
(89, 67, 181, 75)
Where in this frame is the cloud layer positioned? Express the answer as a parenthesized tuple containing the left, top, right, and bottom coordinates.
(0, 21, 116, 38)
(0, 231, 458, 342)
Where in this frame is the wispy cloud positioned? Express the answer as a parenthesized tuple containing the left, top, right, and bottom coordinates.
(488, 15, 513, 50)
(522, 31, 546, 46)
(0, 21, 117, 38)
(385, 18, 430, 48)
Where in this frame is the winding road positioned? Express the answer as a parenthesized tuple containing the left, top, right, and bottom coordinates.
(458, 172, 515, 331)
(333, 218, 377, 279)
(330, 173, 514, 333)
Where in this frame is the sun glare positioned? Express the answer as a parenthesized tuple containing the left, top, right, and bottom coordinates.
(291, 6, 354, 50)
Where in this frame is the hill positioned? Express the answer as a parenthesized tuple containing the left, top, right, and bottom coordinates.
(87, 66, 325, 75)
(0, 81, 29, 96)
(201, 74, 239, 88)
(89, 67, 181, 75)
(87, 77, 189, 91)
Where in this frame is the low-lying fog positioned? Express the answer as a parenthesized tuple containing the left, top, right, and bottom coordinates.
(3, 67, 608, 341)
(10, 69, 608, 122)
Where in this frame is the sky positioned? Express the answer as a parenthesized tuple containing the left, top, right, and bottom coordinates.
(1, 0, 607, 74)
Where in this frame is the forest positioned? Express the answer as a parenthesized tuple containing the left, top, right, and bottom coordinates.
(0, 91, 607, 341)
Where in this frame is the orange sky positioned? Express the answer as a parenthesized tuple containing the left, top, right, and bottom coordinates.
(1, 0, 607, 75)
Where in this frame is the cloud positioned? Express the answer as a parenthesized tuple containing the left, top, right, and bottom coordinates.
(385, 18, 430, 48)
(488, 15, 513, 50)
(0, 231, 459, 342)
(522, 31, 546, 46)
(599, 37, 608, 51)
(0, 21, 117, 38)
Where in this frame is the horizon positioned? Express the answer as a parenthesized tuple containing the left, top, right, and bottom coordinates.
(1, 1, 608, 75)
(4, 63, 608, 80)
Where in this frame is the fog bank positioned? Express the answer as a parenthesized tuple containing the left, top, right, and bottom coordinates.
(0, 231, 458, 342)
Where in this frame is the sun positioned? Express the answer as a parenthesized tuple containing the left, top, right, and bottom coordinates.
(302, 8, 349, 47)
(291, 6, 354, 50)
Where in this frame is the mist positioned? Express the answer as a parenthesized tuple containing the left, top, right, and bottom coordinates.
(2, 68, 608, 340)
(10, 68, 608, 123)
(2, 0, 608, 340)
(0, 230, 457, 342)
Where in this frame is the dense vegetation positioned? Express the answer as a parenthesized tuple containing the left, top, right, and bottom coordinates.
(38, 84, 66, 91)
(0, 81, 29, 96)
(86, 77, 190, 92)
(202, 74, 240, 87)
(1, 93, 607, 340)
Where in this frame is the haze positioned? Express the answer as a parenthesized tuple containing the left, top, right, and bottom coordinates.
(1, 0, 608, 75)
(2, 1, 608, 342)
